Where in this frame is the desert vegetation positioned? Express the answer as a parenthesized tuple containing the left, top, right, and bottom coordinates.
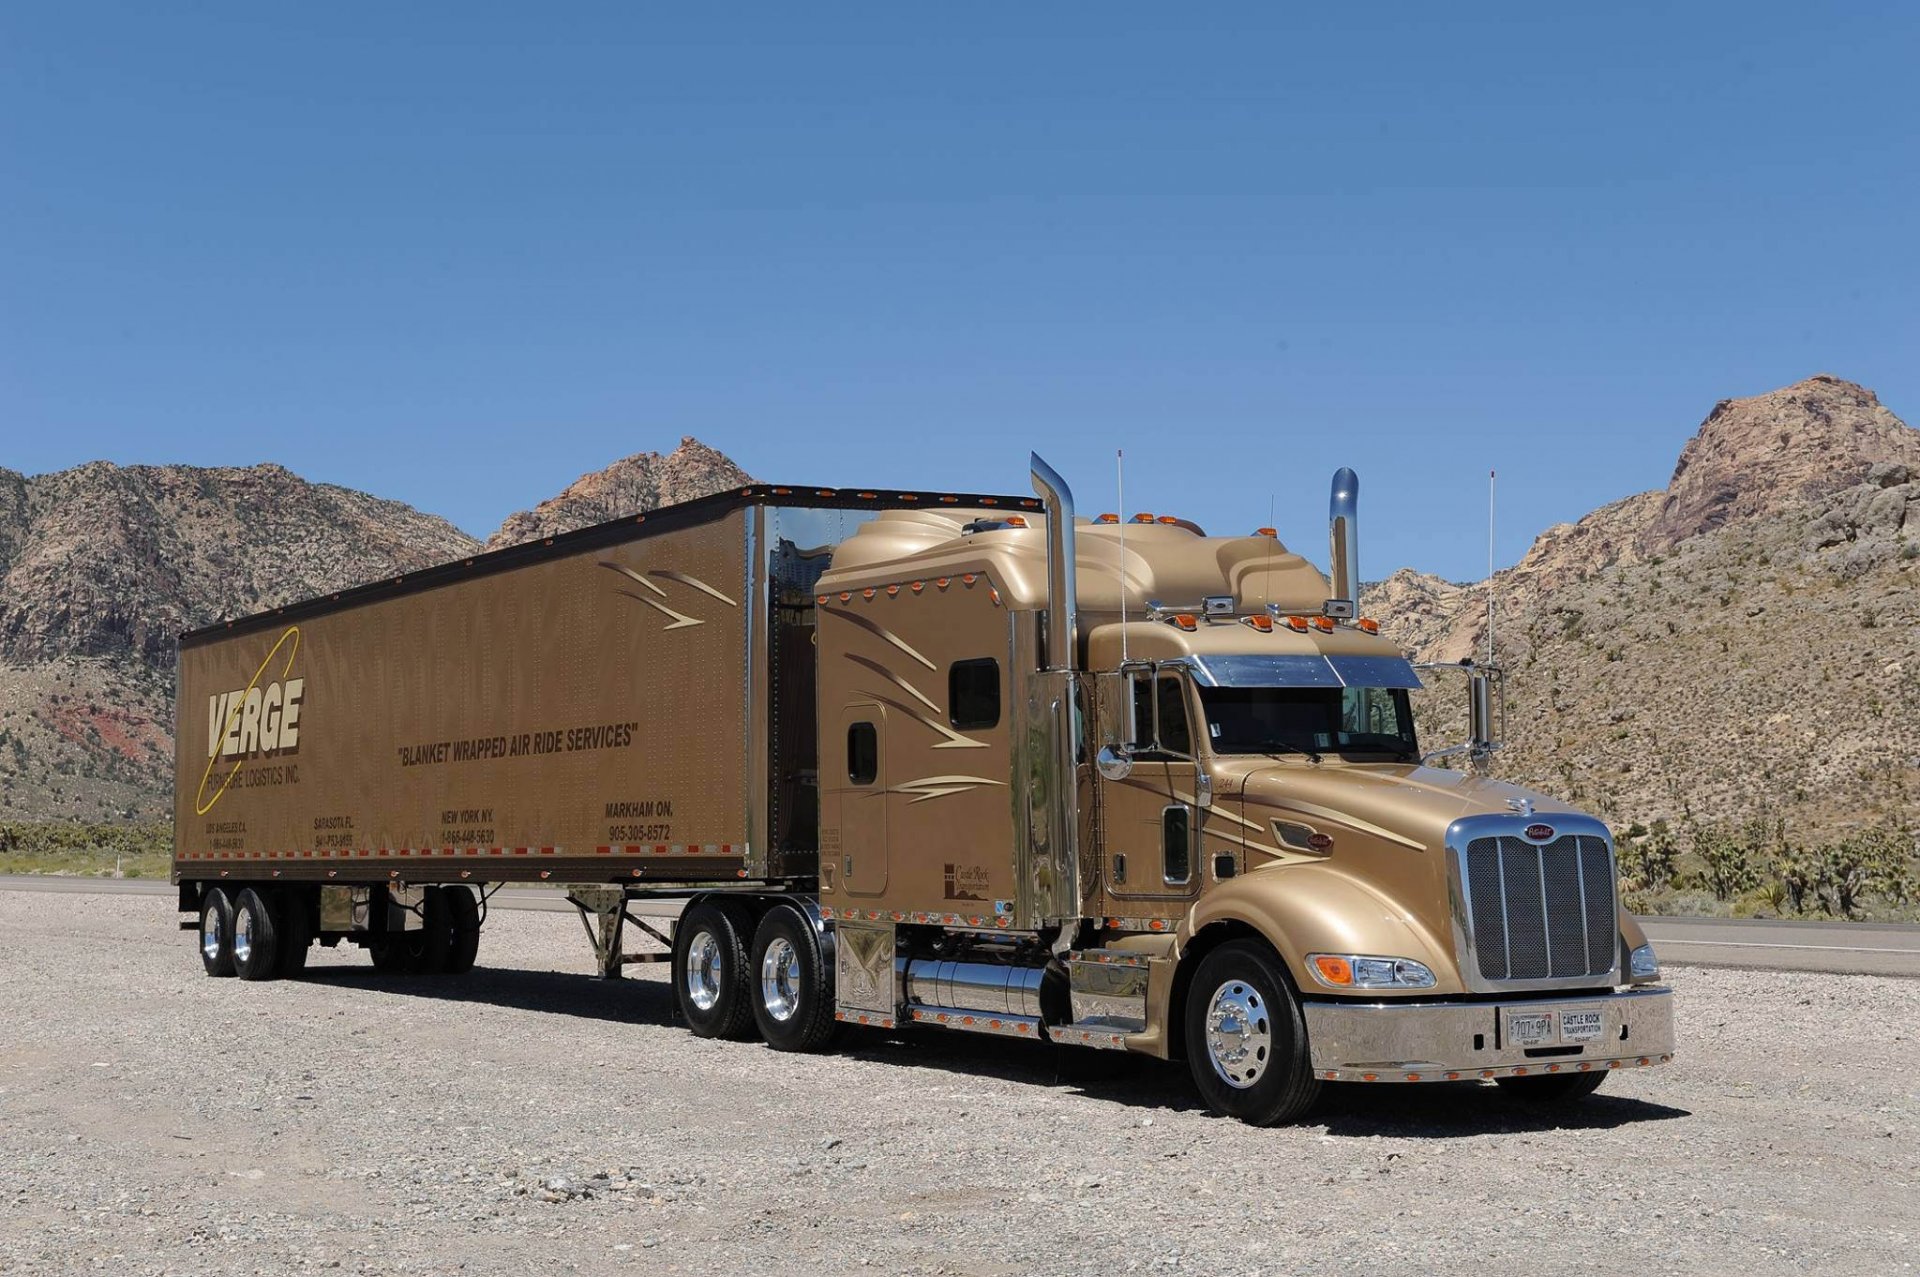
(1617, 816, 1918, 921)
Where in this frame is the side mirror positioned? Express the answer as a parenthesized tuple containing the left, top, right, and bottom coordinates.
(1096, 744, 1134, 781)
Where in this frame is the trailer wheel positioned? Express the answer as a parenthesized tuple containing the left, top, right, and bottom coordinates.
(199, 888, 236, 978)
(673, 900, 755, 1039)
(749, 906, 837, 1052)
(369, 935, 415, 973)
(444, 886, 481, 973)
(275, 888, 313, 978)
(1182, 940, 1320, 1126)
(419, 887, 455, 974)
(1495, 1070, 1607, 1102)
(232, 888, 281, 982)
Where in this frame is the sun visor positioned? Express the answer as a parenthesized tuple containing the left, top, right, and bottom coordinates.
(1188, 653, 1423, 690)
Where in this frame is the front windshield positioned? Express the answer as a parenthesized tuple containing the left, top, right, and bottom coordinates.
(1196, 685, 1417, 759)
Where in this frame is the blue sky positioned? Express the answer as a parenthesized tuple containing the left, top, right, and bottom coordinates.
(2, 4, 1914, 581)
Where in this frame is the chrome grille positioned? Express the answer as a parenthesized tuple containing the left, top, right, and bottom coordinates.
(1463, 834, 1615, 982)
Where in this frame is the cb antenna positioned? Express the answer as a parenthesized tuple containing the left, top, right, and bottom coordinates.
(1117, 449, 1127, 667)
(1487, 469, 1497, 666)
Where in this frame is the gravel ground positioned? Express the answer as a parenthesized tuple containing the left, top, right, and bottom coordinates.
(1, 893, 1915, 1277)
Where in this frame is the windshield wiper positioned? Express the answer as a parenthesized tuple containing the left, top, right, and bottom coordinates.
(1259, 742, 1323, 765)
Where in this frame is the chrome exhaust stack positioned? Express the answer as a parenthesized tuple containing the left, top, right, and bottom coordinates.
(1027, 452, 1083, 938)
(1030, 452, 1078, 672)
(1325, 467, 1360, 619)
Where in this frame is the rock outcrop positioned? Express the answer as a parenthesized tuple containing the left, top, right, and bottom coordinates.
(485, 437, 753, 549)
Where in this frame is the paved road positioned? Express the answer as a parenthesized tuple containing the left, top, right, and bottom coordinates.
(5, 875, 1918, 976)
(1637, 914, 1920, 978)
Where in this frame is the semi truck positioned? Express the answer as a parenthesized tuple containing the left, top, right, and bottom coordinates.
(174, 455, 1674, 1125)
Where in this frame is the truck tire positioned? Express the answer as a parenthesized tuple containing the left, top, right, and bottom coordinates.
(275, 888, 313, 978)
(369, 935, 416, 973)
(232, 888, 280, 982)
(1495, 1070, 1607, 1102)
(1182, 940, 1320, 1126)
(673, 900, 755, 1039)
(749, 905, 837, 1052)
(418, 887, 455, 974)
(199, 888, 237, 978)
(444, 886, 481, 973)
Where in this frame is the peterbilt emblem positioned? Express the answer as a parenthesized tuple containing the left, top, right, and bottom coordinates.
(1523, 823, 1557, 842)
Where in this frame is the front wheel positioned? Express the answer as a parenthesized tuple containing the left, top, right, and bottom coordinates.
(1182, 940, 1321, 1126)
(1496, 1070, 1607, 1102)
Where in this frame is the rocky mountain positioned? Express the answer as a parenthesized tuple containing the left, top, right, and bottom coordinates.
(1375, 375, 1920, 839)
(0, 440, 752, 821)
(486, 437, 753, 549)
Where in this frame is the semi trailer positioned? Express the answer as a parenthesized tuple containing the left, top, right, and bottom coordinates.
(174, 456, 1673, 1125)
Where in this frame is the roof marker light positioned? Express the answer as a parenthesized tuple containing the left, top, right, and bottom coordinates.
(1255, 527, 1277, 538)
(1243, 615, 1274, 632)
(1285, 615, 1310, 632)
(1357, 618, 1380, 635)
(1171, 614, 1198, 631)
(1132, 513, 1155, 524)
(1097, 513, 1120, 524)
(1311, 616, 1335, 633)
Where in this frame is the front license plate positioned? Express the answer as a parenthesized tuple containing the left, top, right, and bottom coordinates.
(1560, 1009, 1604, 1043)
(1507, 1011, 1555, 1045)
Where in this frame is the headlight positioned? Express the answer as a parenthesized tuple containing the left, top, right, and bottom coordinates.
(1628, 942, 1660, 981)
(1309, 953, 1436, 990)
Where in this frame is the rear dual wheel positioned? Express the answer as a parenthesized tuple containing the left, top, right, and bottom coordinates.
(749, 906, 836, 1052)
(201, 887, 312, 980)
(370, 886, 479, 975)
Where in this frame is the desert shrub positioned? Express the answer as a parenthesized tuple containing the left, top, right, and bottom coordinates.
(1618, 824, 1679, 893)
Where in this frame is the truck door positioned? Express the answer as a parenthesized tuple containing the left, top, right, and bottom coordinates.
(835, 703, 888, 896)
(1101, 669, 1202, 907)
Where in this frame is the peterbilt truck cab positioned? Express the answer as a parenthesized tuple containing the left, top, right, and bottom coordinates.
(813, 457, 1673, 1124)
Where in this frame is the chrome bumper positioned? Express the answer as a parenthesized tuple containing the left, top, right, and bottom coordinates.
(1302, 986, 1674, 1083)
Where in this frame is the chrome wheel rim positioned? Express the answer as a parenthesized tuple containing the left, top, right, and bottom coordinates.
(760, 937, 801, 1023)
(232, 903, 255, 968)
(1203, 979, 1272, 1089)
(201, 906, 224, 963)
(685, 929, 722, 1012)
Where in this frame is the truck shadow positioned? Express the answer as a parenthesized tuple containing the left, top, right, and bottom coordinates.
(297, 964, 1690, 1136)
(299, 963, 681, 1024)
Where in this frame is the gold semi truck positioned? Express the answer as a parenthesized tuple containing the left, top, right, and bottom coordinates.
(174, 456, 1673, 1124)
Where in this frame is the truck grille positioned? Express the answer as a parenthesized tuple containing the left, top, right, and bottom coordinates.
(1462, 834, 1615, 982)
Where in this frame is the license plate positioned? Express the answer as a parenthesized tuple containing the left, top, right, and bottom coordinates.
(1507, 1011, 1556, 1045)
(1560, 1009, 1604, 1043)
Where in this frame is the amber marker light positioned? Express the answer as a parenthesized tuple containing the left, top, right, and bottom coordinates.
(1132, 513, 1155, 523)
(1097, 513, 1120, 524)
(1171, 614, 1198, 631)
(1005, 515, 1029, 527)
(1312, 955, 1354, 986)
(1311, 616, 1335, 632)
(1243, 615, 1274, 632)
(1357, 618, 1381, 635)
(1255, 527, 1278, 538)
(909, 581, 925, 593)
(1285, 615, 1310, 632)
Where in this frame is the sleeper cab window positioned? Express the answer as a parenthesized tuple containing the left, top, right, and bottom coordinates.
(847, 721, 878, 785)
(949, 658, 1000, 731)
